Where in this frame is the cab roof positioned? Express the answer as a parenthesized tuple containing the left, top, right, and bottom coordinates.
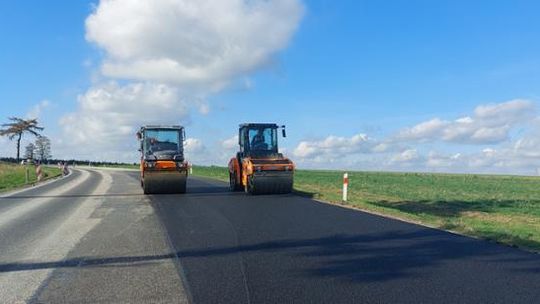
(140, 125, 184, 131)
(239, 123, 279, 129)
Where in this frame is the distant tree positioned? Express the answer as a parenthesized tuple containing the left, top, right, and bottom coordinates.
(0, 117, 44, 162)
(24, 143, 36, 160)
(34, 136, 52, 162)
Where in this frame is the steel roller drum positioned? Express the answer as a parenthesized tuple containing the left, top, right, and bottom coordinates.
(143, 171, 187, 194)
(248, 171, 293, 194)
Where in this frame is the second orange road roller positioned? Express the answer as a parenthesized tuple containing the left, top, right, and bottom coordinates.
(228, 123, 295, 194)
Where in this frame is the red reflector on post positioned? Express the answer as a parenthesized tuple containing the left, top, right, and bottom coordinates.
(342, 173, 348, 202)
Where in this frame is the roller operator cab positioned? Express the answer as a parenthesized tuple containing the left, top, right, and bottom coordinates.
(137, 125, 188, 194)
(228, 123, 295, 194)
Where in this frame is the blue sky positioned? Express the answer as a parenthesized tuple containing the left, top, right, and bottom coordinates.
(1, 0, 540, 175)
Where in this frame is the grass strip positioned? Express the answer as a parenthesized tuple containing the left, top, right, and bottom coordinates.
(0, 162, 63, 193)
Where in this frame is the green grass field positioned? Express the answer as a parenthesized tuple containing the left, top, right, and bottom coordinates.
(0, 162, 63, 192)
(191, 165, 540, 252)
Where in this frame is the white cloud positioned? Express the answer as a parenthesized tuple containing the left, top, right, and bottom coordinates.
(27, 100, 50, 119)
(183, 137, 235, 165)
(221, 135, 238, 150)
(397, 99, 535, 144)
(184, 137, 237, 165)
(500, 120, 540, 172)
(397, 118, 449, 142)
(372, 143, 391, 153)
(61, 82, 188, 143)
(391, 149, 420, 163)
(424, 151, 461, 168)
(293, 134, 373, 159)
(293, 142, 316, 158)
(58, 0, 304, 162)
(291, 100, 540, 175)
(380, 144, 540, 175)
(513, 137, 540, 158)
(185, 138, 205, 154)
(85, 0, 304, 87)
(58, 82, 189, 161)
(474, 100, 534, 124)
(291, 133, 407, 168)
(198, 103, 210, 115)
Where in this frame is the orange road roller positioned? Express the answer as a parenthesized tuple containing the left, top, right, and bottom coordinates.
(137, 125, 188, 194)
(228, 123, 294, 194)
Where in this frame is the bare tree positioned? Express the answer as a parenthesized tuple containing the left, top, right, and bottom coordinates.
(24, 143, 36, 160)
(0, 117, 44, 162)
(34, 136, 52, 162)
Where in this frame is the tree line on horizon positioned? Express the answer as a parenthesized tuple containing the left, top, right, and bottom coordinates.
(0, 157, 137, 167)
(0, 116, 136, 167)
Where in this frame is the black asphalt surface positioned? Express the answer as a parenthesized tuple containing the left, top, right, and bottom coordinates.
(155, 176, 540, 304)
(1, 169, 539, 303)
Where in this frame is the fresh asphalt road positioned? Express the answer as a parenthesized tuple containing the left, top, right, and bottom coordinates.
(0, 168, 539, 303)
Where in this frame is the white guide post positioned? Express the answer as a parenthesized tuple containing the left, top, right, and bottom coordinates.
(342, 172, 348, 202)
